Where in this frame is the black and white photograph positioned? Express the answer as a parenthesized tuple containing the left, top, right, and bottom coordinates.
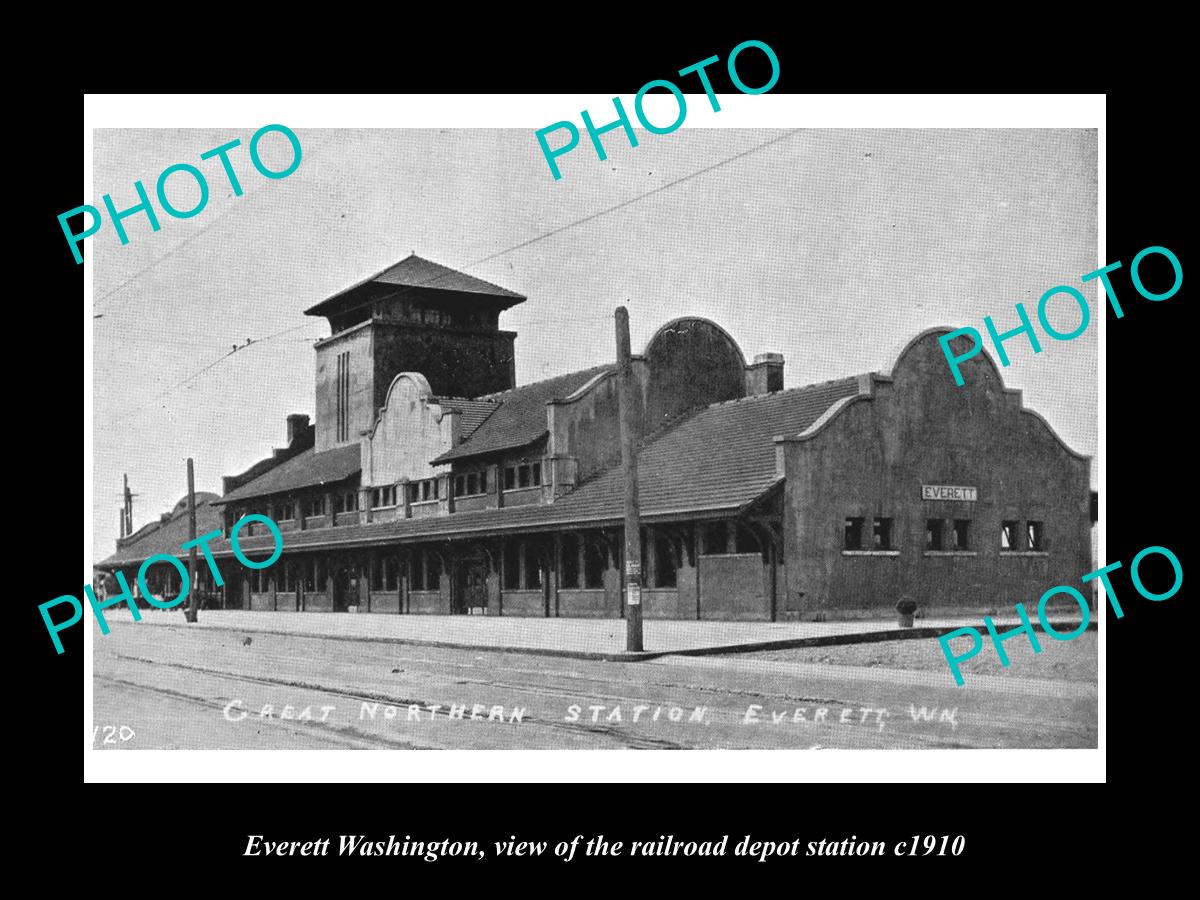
(85, 108, 1099, 763)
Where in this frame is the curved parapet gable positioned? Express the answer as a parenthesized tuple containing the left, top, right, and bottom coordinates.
(642, 316, 748, 429)
(779, 325, 1093, 614)
(558, 368, 616, 404)
(368, 372, 435, 440)
(363, 371, 453, 488)
(886, 327, 1089, 461)
(780, 327, 1088, 462)
(881, 325, 1006, 390)
(791, 379, 875, 443)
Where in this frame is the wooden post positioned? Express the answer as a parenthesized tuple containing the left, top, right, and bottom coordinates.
(184, 459, 199, 623)
(615, 306, 644, 652)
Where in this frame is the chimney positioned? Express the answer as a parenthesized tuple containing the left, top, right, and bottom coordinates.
(286, 413, 311, 445)
(746, 352, 785, 395)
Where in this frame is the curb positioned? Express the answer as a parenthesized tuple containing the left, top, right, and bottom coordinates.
(116, 618, 1095, 664)
(663, 620, 1098, 659)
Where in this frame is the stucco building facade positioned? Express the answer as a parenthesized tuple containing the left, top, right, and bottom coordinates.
(98, 255, 1092, 620)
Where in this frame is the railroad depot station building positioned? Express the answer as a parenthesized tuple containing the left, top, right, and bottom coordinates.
(98, 255, 1093, 620)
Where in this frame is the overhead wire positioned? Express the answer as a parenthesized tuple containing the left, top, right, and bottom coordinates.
(103, 128, 804, 421)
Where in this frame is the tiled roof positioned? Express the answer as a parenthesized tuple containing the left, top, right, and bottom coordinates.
(431, 365, 614, 464)
(432, 397, 499, 439)
(99, 378, 865, 567)
(216, 444, 361, 505)
(98, 497, 224, 567)
(372, 255, 524, 299)
(550, 376, 865, 519)
(189, 378, 866, 561)
(304, 254, 525, 317)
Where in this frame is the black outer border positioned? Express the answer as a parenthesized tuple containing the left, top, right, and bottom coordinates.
(21, 29, 1186, 880)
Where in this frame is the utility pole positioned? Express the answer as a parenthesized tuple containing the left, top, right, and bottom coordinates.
(122, 474, 134, 537)
(615, 306, 644, 652)
(184, 458, 199, 623)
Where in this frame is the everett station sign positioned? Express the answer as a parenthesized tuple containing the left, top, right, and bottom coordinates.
(921, 484, 978, 502)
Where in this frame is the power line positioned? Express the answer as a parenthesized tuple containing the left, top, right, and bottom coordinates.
(336, 129, 805, 300)
(468, 129, 802, 271)
(103, 129, 803, 420)
(92, 181, 283, 317)
(108, 321, 318, 425)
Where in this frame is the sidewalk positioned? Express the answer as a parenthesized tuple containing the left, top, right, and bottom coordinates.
(118, 610, 1094, 661)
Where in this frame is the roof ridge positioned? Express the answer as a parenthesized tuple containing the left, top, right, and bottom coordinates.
(122, 493, 217, 542)
(701, 374, 868, 411)
(475, 362, 613, 401)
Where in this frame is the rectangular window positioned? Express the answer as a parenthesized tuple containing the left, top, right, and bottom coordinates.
(466, 472, 478, 495)
(951, 519, 970, 551)
(703, 522, 727, 554)
(409, 482, 420, 503)
(873, 517, 894, 551)
(384, 556, 399, 591)
(304, 496, 326, 518)
(524, 545, 542, 589)
(421, 481, 431, 501)
(480, 470, 488, 494)
(454, 475, 465, 497)
(433, 479, 439, 500)
(335, 351, 350, 443)
(531, 462, 542, 486)
(926, 519, 944, 551)
(844, 517, 865, 551)
(560, 533, 580, 589)
(504, 467, 516, 490)
(654, 533, 678, 588)
(734, 522, 758, 555)
(283, 562, 296, 592)
(503, 541, 520, 590)
(1027, 520, 1045, 551)
(278, 500, 295, 521)
(518, 465, 530, 488)
(584, 534, 606, 589)
(1001, 520, 1019, 551)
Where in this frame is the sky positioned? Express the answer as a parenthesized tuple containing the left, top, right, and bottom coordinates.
(91, 127, 1098, 561)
